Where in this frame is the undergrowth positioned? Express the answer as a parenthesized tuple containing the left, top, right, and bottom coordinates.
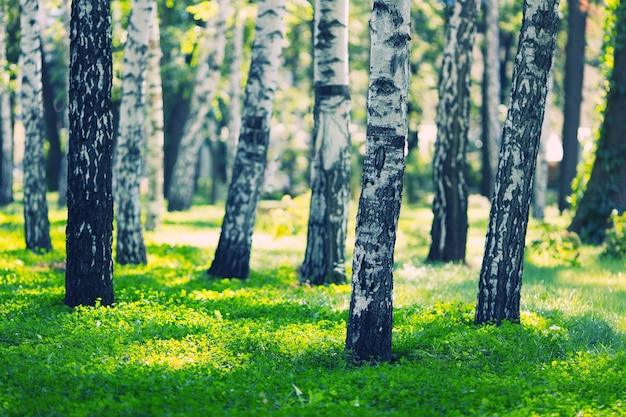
(1, 196, 625, 416)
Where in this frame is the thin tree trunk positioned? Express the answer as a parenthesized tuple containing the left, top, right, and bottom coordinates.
(20, 0, 51, 253)
(474, 0, 559, 326)
(533, 70, 553, 220)
(428, 0, 477, 264)
(207, 0, 286, 279)
(226, 9, 243, 186)
(167, 0, 230, 212)
(144, 4, 164, 232)
(300, 0, 351, 285)
(0, 0, 13, 206)
(113, 0, 154, 265)
(558, 0, 588, 212)
(65, 0, 115, 307)
(345, 0, 411, 363)
(569, 1, 626, 243)
(481, 0, 501, 198)
(57, 0, 70, 208)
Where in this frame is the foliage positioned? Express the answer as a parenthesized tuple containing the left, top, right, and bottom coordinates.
(602, 210, 626, 259)
(529, 223, 581, 267)
(1, 197, 626, 416)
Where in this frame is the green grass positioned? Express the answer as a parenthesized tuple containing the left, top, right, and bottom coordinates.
(1, 194, 625, 416)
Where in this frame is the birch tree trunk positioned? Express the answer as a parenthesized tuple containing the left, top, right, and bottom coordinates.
(0, 1, 12, 206)
(345, 0, 411, 363)
(558, 0, 588, 212)
(475, 0, 560, 325)
(481, 0, 501, 198)
(20, 0, 51, 252)
(144, 4, 164, 232)
(427, 0, 477, 264)
(569, 0, 626, 243)
(65, 0, 115, 307)
(299, 0, 351, 285)
(207, 0, 286, 279)
(167, 0, 230, 212)
(113, 0, 154, 265)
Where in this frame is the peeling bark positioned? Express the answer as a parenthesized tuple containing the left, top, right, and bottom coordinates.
(475, 0, 559, 325)
(114, 0, 154, 265)
(207, 0, 286, 279)
(428, 0, 477, 263)
(65, 0, 115, 307)
(300, 0, 351, 285)
(345, 0, 411, 363)
(20, 0, 51, 252)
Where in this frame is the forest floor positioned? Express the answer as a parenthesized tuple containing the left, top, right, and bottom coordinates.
(1, 193, 625, 416)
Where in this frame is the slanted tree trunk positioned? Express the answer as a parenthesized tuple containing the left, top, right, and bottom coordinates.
(345, 0, 411, 363)
(569, 0, 626, 243)
(299, 0, 351, 285)
(144, 4, 164, 232)
(113, 0, 154, 265)
(474, 0, 559, 326)
(207, 0, 286, 279)
(20, 0, 51, 253)
(558, 0, 588, 212)
(427, 0, 478, 264)
(481, 0, 501, 198)
(167, 0, 230, 212)
(0, 1, 13, 206)
(65, 0, 115, 307)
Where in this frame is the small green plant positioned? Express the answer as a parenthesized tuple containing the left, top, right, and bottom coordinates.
(601, 210, 626, 259)
(529, 224, 581, 267)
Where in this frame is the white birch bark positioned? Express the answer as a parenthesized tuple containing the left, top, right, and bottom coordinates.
(167, 0, 230, 211)
(300, 0, 351, 284)
(428, 0, 477, 263)
(143, 4, 164, 231)
(20, 0, 51, 252)
(345, 0, 411, 363)
(0, 0, 12, 205)
(475, 0, 560, 325)
(113, 0, 154, 265)
(208, 0, 286, 279)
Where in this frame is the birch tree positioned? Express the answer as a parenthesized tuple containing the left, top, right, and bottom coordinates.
(65, 0, 115, 307)
(299, 0, 351, 285)
(144, 4, 164, 232)
(226, 8, 244, 185)
(207, 0, 286, 279)
(113, 0, 154, 265)
(427, 0, 478, 263)
(167, 0, 230, 212)
(0, 0, 12, 206)
(481, 0, 501, 198)
(345, 0, 411, 363)
(20, 0, 51, 252)
(475, 0, 560, 325)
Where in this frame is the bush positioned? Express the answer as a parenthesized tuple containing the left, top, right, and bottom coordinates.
(602, 210, 626, 258)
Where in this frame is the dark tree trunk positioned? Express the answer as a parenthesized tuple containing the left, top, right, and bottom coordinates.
(207, 0, 286, 279)
(40, 41, 61, 192)
(475, 0, 559, 326)
(345, 0, 411, 363)
(558, 0, 588, 212)
(569, 1, 626, 243)
(65, 0, 115, 307)
(21, 0, 51, 253)
(0, 1, 12, 206)
(428, 0, 477, 264)
(480, 0, 501, 198)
